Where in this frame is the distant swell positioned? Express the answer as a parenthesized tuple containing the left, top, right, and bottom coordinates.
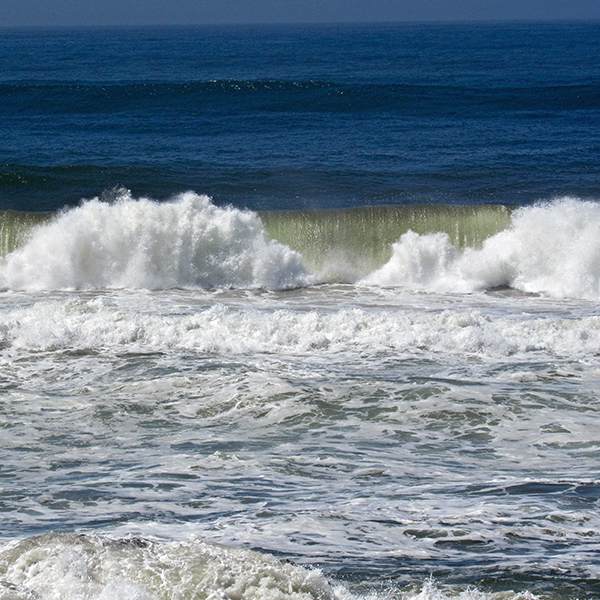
(0, 192, 310, 291)
(2, 80, 599, 115)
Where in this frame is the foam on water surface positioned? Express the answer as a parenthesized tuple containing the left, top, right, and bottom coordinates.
(1, 285, 599, 582)
(0, 533, 334, 600)
(0, 292, 599, 358)
(0, 534, 550, 600)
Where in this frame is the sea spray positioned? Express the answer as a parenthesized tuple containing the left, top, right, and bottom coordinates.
(0, 203, 512, 283)
(0, 192, 311, 291)
(362, 198, 600, 300)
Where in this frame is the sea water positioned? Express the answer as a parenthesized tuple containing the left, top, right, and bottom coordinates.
(0, 24, 600, 600)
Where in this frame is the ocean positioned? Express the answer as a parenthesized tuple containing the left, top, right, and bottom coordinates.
(1, 22, 600, 600)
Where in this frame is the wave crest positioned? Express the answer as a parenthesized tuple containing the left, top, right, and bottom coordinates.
(0, 192, 311, 291)
(362, 198, 600, 300)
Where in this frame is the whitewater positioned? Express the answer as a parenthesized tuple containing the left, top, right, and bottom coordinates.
(1, 192, 599, 600)
(2, 192, 600, 299)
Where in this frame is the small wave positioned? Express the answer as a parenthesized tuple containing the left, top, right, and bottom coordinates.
(361, 197, 600, 301)
(3, 80, 598, 115)
(0, 192, 311, 291)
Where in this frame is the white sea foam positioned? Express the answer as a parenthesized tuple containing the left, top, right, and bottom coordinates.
(0, 534, 545, 600)
(361, 198, 600, 300)
(0, 192, 310, 291)
(1, 294, 599, 359)
(0, 533, 334, 600)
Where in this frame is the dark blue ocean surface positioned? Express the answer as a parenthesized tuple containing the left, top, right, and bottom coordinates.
(1, 23, 600, 212)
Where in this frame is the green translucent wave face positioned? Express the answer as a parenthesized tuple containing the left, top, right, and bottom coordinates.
(261, 205, 512, 280)
(0, 211, 52, 257)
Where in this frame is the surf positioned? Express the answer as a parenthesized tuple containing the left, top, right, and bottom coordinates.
(1, 193, 600, 300)
(0, 192, 310, 291)
(0, 193, 511, 291)
(0, 533, 335, 600)
(0, 532, 548, 600)
(363, 197, 600, 300)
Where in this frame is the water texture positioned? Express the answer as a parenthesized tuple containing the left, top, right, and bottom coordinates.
(0, 23, 599, 600)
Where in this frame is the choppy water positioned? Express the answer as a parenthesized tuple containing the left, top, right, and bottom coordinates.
(1, 22, 600, 600)
(1, 195, 600, 599)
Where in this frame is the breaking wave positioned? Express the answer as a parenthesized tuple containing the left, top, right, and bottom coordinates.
(1, 194, 600, 300)
(362, 198, 600, 300)
(0, 192, 310, 291)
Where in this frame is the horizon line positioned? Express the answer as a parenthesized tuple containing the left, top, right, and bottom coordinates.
(1, 17, 599, 30)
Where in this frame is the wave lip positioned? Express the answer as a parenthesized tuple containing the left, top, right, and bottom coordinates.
(0, 192, 311, 291)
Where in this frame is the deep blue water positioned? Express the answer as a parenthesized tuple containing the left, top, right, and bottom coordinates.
(1, 22, 600, 212)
